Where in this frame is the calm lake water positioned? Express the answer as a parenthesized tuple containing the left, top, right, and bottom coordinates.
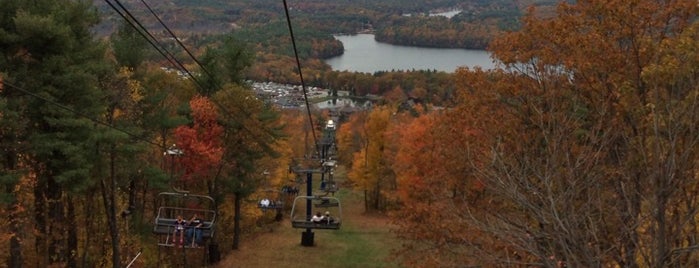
(324, 34, 496, 73)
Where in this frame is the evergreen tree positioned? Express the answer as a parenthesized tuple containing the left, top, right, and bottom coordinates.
(199, 36, 283, 249)
(0, 0, 108, 265)
(213, 84, 283, 250)
(112, 20, 149, 69)
(0, 73, 26, 268)
(198, 36, 253, 96)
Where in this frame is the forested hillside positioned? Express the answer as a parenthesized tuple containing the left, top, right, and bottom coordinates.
(93, 0, 530, 49)
(337, 0, 699, 266)
(3, 0, 698, 267)
(89, 0, 549, 107)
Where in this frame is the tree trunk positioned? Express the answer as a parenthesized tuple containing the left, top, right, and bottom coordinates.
(127, 177, 136, 216)
(5, 151, 22, 268)
(100, 147, 121, 268)
(233, 192, 242, 250)
(616, 173, 641, 268)
(101, 177, 121, 268)
(47, 176, 65, 265)
(8, 191, 22, 268)
(67, 197, 78, 267)
(34, 176, 47, 268)
(81, 192, 95, 267)
(374, 180, 381, 211)
(141, 179, 148, 224)
(364, 189, 368, 213)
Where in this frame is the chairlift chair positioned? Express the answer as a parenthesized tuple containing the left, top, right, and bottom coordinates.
(153, 192, 216, 248)
(257, 188, 285, 211)
(258, 199, 285, 210)
(314, 196, 340, 208)
(290, 195, 341, 230)
(325, 181, 338, 194)
(281, 185, 300, 196)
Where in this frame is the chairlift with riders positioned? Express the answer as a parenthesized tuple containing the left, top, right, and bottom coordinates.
(290, 195, 342, 230)
(152, 144, 217, 249)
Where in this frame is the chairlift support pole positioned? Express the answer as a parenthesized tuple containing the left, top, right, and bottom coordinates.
(318, 134, 332, 190)
(295, 121, 336, 246)
(301, 171, 314, 246)
(165, 144, 184, 193)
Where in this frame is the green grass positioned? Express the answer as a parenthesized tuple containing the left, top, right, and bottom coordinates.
(324, 188, 400, 267)
(215, 167, 402, 268)
(327, 230, 390, 266)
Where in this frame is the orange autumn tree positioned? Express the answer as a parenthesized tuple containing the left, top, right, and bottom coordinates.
(346, 105, 395, 211)
(482, 0, 699, 266)
(390, 0, 699, 267)
(452, 67, 613, 267)
(452, 0, 699, 267)
(280, 110, 311, 160)
(336, 110, 367, 169)
(390, 104, 489, 267)
(173, 95, 224, 193)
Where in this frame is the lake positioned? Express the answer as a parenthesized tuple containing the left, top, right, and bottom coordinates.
(324, 34, 496, 73)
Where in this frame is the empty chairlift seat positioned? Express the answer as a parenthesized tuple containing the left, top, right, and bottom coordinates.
(315, 196, 339, 208)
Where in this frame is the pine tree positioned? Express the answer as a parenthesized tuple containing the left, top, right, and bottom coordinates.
(112, 20, 149, 69)
(0, 0, 109, 266)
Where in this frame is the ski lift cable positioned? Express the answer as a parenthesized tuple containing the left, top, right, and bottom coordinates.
(0, 80, 163, 149)
(106, 0, 199, 86)
(282, 0, 320, 158)
(136, 0, 217, 81)
(106, 0, 281, 156)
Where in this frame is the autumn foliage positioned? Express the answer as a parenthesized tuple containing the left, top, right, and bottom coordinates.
(336, 0, 699, 267)
(173, 95, 224, 191)
(3, 0, 699, 267)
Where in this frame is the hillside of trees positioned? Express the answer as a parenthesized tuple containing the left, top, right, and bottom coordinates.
(89, 0, 555, 107)
(3, 0, 699, 267)
(337, 1, 699, 266)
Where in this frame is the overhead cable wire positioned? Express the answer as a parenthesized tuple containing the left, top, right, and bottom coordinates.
(0, 80, 163, 149)
(134, 0, 277, 132)
(282, 0, 320, 157)
(0, 2, 278, 184)
(108, 0, 208, 92)
(137, 0, 216, 81)
(104, 0, 179, 72)
(107, 0, 278, 150)
(0, 0, 215, 153)
(123, 0, 275, 138)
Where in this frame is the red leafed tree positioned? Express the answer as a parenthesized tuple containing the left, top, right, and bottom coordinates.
(173, 95, 224, 192)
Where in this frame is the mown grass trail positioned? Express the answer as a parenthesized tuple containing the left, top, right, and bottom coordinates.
(215, 169, 400, 268)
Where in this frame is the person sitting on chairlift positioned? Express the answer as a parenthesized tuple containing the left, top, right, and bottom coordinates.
(324, 211, 335, 224)
(260, 198, 271, 212)
(186, 213, 204, 247)
(311, 212, 324, 223)
(283, 185, 298, 195)
(173, 215, 186, 247)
